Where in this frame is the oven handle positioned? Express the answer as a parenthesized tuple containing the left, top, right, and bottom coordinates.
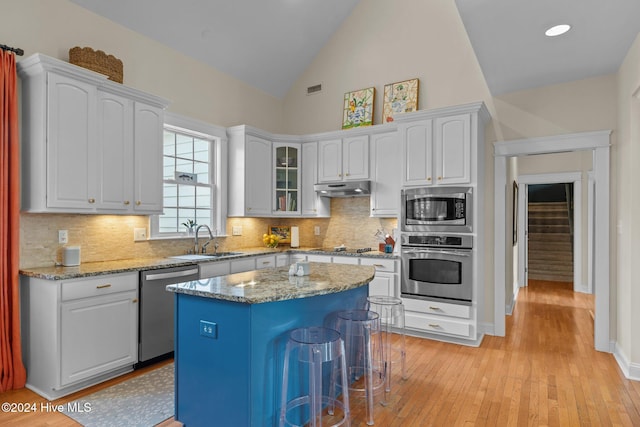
(402, 248, 471, 257)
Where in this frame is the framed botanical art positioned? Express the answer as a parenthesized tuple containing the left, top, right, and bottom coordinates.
(268, 225, 291, 244)
(383, 78, 419, 123)
(342, 87, 375, 129)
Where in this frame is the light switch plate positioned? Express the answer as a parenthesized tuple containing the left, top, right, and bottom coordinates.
(134, 228, 147, 241)
(232, 225, 242, 236)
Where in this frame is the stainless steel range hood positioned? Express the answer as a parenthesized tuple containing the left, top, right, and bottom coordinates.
(314, 180, 370, 197)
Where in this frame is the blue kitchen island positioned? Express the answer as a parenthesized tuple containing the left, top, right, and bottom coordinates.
(166, 262, 375, 427)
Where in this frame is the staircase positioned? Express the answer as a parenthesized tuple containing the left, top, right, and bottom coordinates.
(527, 202, 573, 282)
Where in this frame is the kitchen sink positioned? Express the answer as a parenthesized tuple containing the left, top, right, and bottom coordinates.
(169, 252, 242, 261)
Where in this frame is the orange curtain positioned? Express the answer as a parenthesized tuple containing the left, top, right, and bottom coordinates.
(0, 50, 26, 391)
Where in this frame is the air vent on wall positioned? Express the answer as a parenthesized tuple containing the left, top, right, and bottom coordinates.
(306, 83, 322, 95)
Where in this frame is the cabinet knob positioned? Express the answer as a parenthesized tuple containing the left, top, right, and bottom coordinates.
(88, 198, 95, 203)
(124, 200, 130, 205)
(438, 176, 442, 181)
(132, 298, 138, 303)
(345, 173, 350, 176)
(427, 177, 432, 182)
(136, 200, 141, 206)
(338, 174, 342, 177)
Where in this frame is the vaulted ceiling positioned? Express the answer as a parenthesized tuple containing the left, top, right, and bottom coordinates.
(71, 0, 640, 98)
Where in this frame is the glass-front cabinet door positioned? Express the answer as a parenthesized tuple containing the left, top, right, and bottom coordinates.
(273, 142, 301, 215)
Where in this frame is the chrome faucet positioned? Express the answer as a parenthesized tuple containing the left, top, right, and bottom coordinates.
(194, 225, 217, 255)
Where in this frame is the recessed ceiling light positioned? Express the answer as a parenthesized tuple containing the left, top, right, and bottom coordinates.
(545, 24, 571, 37)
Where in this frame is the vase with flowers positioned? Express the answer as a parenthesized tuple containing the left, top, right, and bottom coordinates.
(182, 219, 197, 235)
(263, 233, 280, 248)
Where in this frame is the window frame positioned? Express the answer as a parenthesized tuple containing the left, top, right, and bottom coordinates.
(150, 112, 228, 239)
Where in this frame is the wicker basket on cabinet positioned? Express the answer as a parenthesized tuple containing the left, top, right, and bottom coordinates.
(68, 46, 123, 83)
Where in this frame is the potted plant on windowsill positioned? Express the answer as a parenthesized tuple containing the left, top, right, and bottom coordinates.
(182, 219, 197, 235)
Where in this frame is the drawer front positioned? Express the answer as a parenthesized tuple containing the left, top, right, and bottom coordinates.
(405, 311, 472, 338)
(199, 261, 231, 279)
(276, 255, 289, 267)
(401, 297, 471, 319)
(61, 272, 137, 301)
(331, 256, 359, 265)
(231, 258, 256, 273)
(360, 257, 396, 273)
(306, 254, 332, 263)
(256, 255, 276, 269)
(290, 254, 307, 263)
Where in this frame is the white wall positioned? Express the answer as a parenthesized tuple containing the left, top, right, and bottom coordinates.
(2, 0, 284, 132)
(616, 32, 640, 375)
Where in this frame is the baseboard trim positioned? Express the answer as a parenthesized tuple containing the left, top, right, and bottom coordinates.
(613, 342, 640, 381)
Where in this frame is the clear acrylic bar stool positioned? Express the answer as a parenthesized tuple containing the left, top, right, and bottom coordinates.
(279, 326, 351, 427)
(367, 295, 408, 401)
(334, 310, 385, 426)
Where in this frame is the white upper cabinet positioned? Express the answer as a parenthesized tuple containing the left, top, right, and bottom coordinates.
(97, 90, 133, 211)
(401, 111, 472, 186)
(273, 142, 301, 215)
(434, 113, 471, 185)
(301, 142, 330, 217)
(317, 135, 369, 182)
(133, 103, 164, 213)
(45, 73, 98, 211)
(17, 53, 169, 214)
(228, 127, 272, 216)
(370, 131, 401, 217)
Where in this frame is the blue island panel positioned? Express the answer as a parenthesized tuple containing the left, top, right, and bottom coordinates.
(174, 286, 368, 427)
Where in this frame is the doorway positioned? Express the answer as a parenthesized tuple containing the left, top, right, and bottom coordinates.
(517, 173, 586, 294)
(494, 130, 611, 352)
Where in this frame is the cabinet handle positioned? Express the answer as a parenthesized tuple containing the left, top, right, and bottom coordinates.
(136, 200, 141, 206)
(429, 306, 441, 311)
(373, 264, 385, 268)
(132, 298, 138, 303)
(428, 323, 440, 328)
(124, 200, 130, 205)
(96, 284, 112, 289)
(262, 261, 270, 265)
(88, 198, 95, 203)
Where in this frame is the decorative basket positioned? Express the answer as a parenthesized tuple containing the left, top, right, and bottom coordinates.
(68, 47, 123, 83)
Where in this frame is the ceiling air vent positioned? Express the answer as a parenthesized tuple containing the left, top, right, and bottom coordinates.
(306, 83, 322, 95)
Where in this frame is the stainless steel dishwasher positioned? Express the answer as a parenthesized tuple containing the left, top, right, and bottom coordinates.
(138, 264, 199, 366)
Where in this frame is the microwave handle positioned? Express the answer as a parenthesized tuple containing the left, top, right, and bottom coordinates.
(402, 248, 471, 257)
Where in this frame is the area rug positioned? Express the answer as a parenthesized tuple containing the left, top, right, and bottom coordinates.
(63, 363, 174, 427)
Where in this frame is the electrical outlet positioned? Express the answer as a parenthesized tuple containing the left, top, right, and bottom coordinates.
(134, 228, 147, 241)
(232, 225, 242, 236)
(58, 230, 68, 244)
(314, 226, 320, 236)
(200, 320, 217, 339)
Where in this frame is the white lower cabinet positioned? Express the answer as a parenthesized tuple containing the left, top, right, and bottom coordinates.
(199, 261, 231, 279)
(256, 255, 277, 269)
(20, 272, 138, 400)
(401, 297, 475, 340)
(360, 258, 397, 297)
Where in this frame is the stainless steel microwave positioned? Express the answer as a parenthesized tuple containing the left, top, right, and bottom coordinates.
(401, 186, 472, 232)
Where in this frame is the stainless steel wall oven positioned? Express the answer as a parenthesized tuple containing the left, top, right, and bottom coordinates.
(401, 186, 472, 233)
(401, 234, 473, 305)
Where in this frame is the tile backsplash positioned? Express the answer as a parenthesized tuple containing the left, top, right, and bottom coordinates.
(20, 197, 397, 268)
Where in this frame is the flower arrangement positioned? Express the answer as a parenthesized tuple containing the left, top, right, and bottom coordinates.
(181, 219, 197, 234)
(263, 233, 280, 248)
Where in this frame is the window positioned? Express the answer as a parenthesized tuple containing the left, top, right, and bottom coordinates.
(150, 113, 227, 238)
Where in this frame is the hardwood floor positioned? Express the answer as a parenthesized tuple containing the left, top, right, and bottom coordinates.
(2, 280, 639, 426)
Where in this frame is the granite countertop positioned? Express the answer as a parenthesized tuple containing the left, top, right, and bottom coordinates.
(166, 262, 375, 304)
(19, 247, 398, 280)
